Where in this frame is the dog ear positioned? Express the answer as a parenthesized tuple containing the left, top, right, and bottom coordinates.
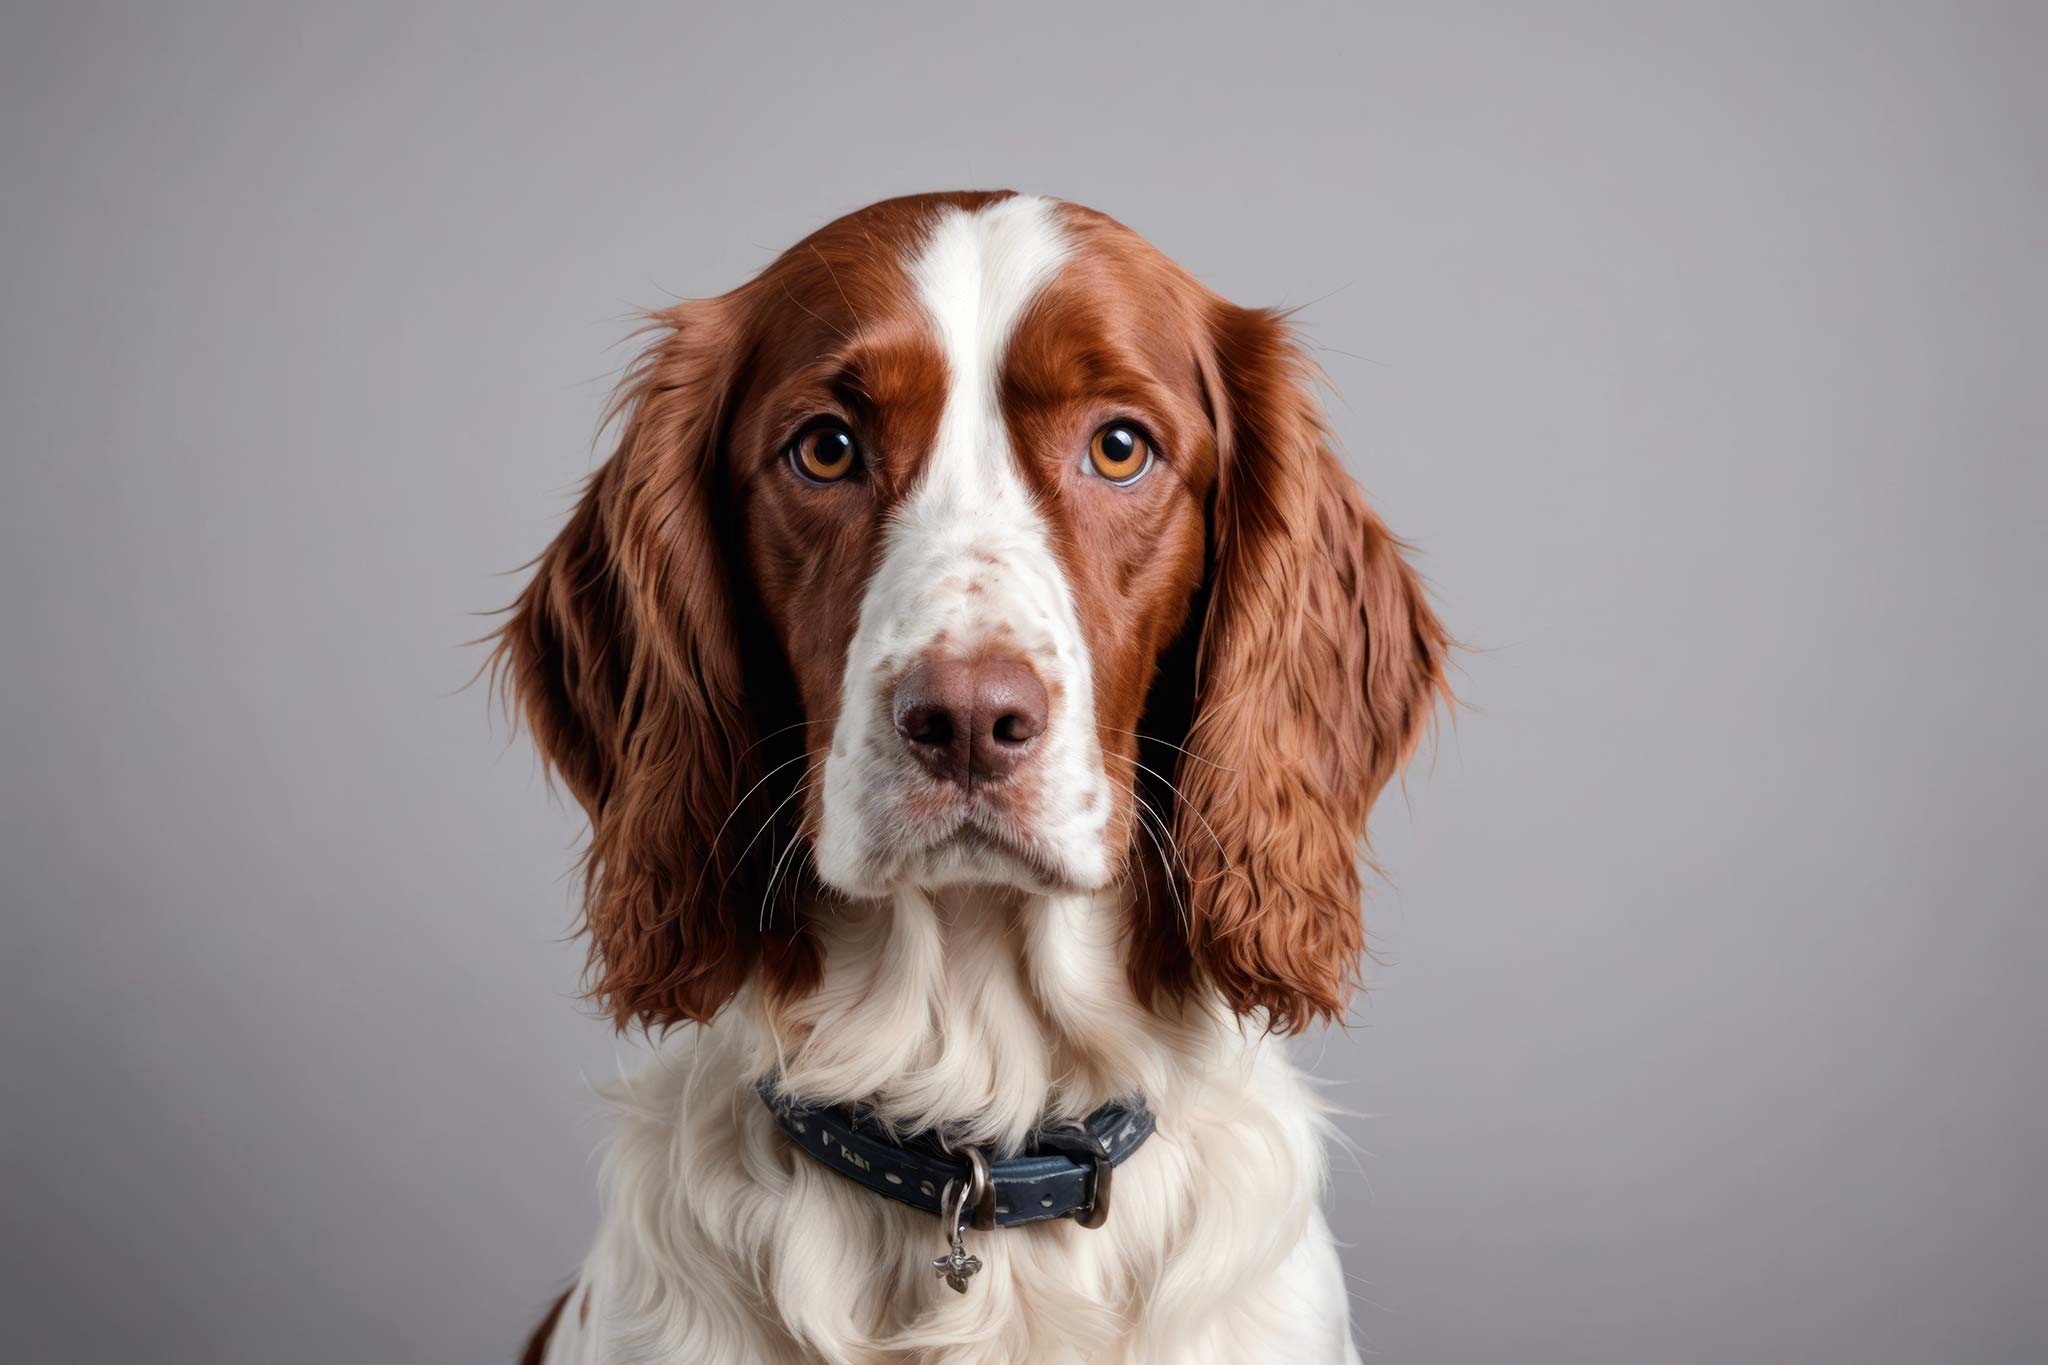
(494, 299, 808, 1030)
(1149, 302, 1451, 1033)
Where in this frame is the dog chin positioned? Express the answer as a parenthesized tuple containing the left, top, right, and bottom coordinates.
(828, 825, 1097, 900)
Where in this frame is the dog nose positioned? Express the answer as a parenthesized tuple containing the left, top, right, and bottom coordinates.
(891, 654, 1048, 786)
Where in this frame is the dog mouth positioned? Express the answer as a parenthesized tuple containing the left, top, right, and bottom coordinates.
(858, 810, 1090, 897)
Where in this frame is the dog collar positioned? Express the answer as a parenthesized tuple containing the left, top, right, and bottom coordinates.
(758, 1080, 1154, 1290)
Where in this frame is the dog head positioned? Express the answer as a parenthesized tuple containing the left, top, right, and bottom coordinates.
(497, 192, 1449, 1035)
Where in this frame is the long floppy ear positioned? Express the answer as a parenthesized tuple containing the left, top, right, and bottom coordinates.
(1158, 303, 1451, 1033)
(494, 299, 806, 1030)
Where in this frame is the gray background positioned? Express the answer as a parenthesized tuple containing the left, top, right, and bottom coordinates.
(3, 2, 2042, 1362)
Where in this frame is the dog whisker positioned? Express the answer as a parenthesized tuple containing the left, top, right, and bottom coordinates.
(724, 772, 824, 894)
(682, 750, 819, 909)
(1102, 750, 1237, 884)
(1095, 724, 1238, 773)
(1130, 797, 1191, 938)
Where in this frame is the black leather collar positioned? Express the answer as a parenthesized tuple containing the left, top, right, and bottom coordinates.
(758, 1080, 1154, 1229)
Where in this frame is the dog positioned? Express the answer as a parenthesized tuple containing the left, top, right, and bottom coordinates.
(497, 191, 1450, 1363)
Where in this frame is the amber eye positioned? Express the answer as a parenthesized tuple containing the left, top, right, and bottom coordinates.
(789, 424, 859, 482)
(1087, 422, 1152, 485)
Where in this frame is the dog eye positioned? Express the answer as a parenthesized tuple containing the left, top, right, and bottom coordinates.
(1087, 422, 1152, 485)
(789, 424, 859, 483)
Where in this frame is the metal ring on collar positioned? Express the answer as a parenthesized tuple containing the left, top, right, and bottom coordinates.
(941, 1146, 991, 1238)
(939, 1171, 974, 1244)
(963, 1145, 996, 1231)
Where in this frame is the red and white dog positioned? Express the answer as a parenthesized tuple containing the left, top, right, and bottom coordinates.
(499, 192, 1449, 1363)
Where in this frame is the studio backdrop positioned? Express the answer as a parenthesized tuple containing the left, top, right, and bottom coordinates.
(3, 3, 2042, 1362)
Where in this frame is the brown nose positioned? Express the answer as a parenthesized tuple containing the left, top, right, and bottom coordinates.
(891, 654, 1049, 786)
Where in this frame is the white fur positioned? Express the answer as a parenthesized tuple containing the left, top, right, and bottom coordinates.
(814, 195, 1113, 899)
(537, 199, 1362, 1363)
(540, 890, 1360, 1364)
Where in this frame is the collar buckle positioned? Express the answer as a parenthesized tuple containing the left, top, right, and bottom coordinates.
(1035, 1125, 1114, 1229)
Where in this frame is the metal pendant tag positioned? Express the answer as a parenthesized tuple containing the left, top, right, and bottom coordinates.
(933, 1161, 988, 1293)
(932, 1241, 982, 1294)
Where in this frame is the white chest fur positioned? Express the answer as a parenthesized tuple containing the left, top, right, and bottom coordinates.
(538, 888, 1361, 1364)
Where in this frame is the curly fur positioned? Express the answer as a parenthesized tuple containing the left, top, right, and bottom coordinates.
(495, 192, 1449, 1363)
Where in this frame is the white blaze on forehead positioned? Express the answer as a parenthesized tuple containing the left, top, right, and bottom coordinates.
(813, 194, 1114, 896)
(889, 193, 1073, 673)
(909, 194, 1071, 501)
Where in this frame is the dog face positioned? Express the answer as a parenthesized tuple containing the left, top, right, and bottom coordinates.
(497, 192, 1448, 1033)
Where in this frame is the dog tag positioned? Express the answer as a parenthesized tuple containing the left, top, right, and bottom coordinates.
(932, 1242, 983, 1294)
(933, 1171, 985, 1293)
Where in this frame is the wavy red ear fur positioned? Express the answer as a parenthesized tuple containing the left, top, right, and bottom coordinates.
(493, 299, 811, 1030)
(1150, 303, 1452, 1034)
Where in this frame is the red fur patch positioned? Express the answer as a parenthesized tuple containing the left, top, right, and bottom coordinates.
(494, 192, 1449, 1034)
